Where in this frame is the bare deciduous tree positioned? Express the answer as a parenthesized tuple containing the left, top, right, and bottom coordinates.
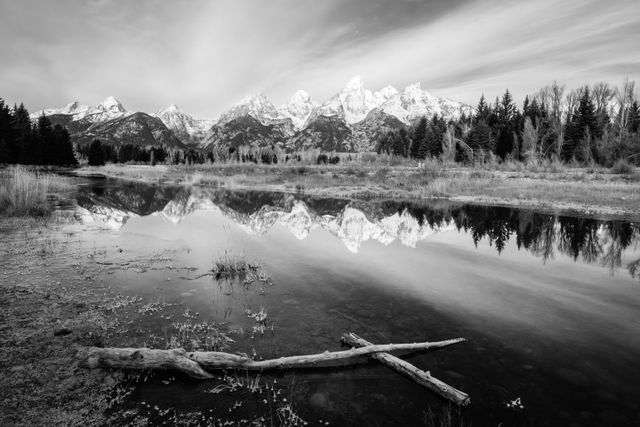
(592, 82, 615, 120)
(522, 117, 539, 165)
(550, 81, 565, 158)
(441, 125, 457, 163)
(616, 78, 636, 138)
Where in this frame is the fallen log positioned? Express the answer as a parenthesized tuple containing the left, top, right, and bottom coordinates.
(76, 338, 465, 377)
(341, 332, 470, 406)
(76, 347, 214, 379)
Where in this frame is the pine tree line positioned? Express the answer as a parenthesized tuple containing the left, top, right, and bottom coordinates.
(0, 99, 77, 166)
(379, 81, 640, 166)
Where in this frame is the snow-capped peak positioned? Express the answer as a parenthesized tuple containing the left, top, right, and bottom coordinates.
(29, 101, 90, 120)
(239, 93, 267, 104)
(399, 82, 471, 121)
(345, 75, 365, 91)
(279, 90, 317, 129)
(404, 82, 423, 95)
(337, 75, 377, 124)
(96, 96, 126, 113)
(162, 104, 182, 114)
(290, 90, 312, 105)
(218, 93, 282, 126)
(60, 101, 90, 115)
(376, 85, 400, 100)
(154, 104, 214, 143)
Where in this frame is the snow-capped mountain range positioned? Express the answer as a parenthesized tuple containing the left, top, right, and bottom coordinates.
(215, 75, 471, 131)
(31, 96, 132, 123)
(33, 76, 472, 151)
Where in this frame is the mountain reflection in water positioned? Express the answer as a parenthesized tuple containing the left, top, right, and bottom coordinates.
(75, 180, 640, 281)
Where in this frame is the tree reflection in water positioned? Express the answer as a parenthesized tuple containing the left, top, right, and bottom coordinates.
(388, 201, 640, 281)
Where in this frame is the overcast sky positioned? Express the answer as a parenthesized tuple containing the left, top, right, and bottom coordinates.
(1, 0, 638, 118)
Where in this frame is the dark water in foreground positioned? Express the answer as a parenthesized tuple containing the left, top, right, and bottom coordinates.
(68, 178, 640, 426)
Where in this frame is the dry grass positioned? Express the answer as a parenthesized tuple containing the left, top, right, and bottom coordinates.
(0, 166, 72, 217)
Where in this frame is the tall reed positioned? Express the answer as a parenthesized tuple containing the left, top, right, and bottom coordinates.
(0, 166, 70, 217)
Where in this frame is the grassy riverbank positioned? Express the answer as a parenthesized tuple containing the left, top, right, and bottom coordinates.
(76, 162, 640, 220)
(0, 166, 72, 217)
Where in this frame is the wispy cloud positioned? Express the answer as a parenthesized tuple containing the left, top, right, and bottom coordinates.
(0, 0, 638, 117)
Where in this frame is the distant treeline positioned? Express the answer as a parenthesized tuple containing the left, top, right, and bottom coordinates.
(377, 81, 640, 166)
(78, 140, 284, 166)
(0, 100, 77, 166)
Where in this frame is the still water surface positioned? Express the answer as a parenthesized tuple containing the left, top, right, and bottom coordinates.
(68, 178, 640, 426)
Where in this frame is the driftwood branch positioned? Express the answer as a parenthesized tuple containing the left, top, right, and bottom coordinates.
(76, 338, 464, 376)
(190, 338, 465, 369)
(341, 332, 470, 406)
(76, 347, 214, 379)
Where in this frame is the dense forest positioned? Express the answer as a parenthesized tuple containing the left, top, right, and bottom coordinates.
(378, 81, 640, 167)
(1, 80, 639, 167)
(0, 100, 77, 166)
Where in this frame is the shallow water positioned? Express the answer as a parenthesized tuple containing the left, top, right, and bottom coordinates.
(61, 178, 640, 425)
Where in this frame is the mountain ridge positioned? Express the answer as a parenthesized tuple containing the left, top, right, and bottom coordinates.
(34, 77, 473, 151)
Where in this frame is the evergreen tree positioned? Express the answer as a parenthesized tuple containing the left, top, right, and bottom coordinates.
(495, 89, 517, 159)
(410, 117, 428, 159)
(375, 132, 393, 154)
(15, 104, 34, 164)
(475, 94, 490, 123)
(36, 115, 53, 165)
(0, 138, 10, 164)
(468, 119, 494, 152)
(88, 139, 105, 166)
(563, 87, 598, 162)
(522, 96, 530, 118)
(427, 115, 446, 157)
(0, 98, 14, 163)
(391, 129, 409, 157)
(52, 125, 77, 166)
(416, 131, 431, 159)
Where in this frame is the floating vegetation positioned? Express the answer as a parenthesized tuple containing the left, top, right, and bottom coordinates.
(138, 295, 175, 315)
(105, 294, 143, 312)
(212, 250, 262, 277)
(277, 404, 308, 426)
(245, 307, 272, 335)
(167, 320, 235, 352)
(245, 307, 267, 323)
(211, 250, 273, 289)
